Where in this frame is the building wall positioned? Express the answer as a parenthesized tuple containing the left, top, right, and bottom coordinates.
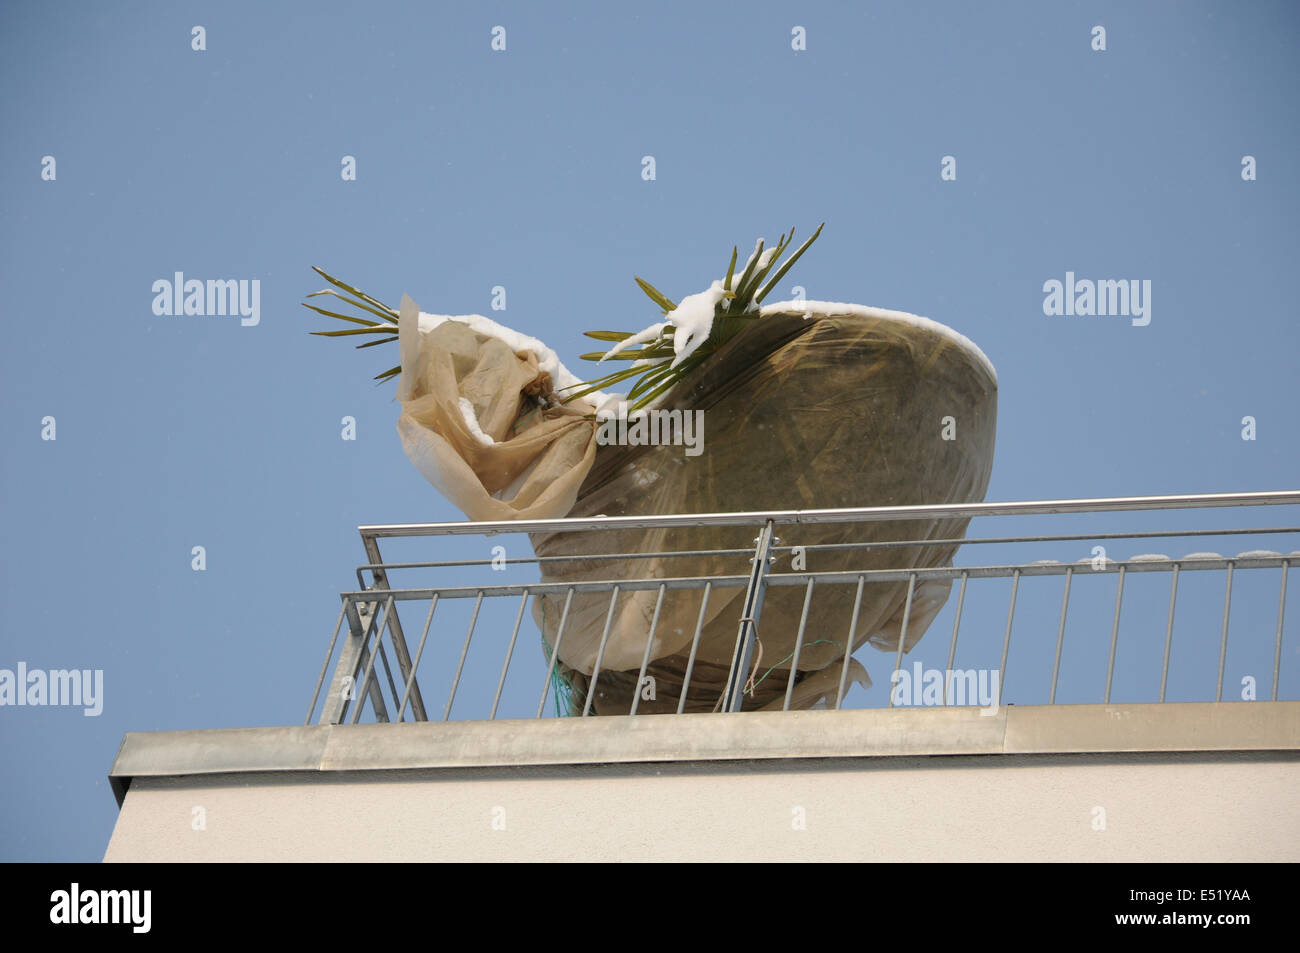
(104, 703, 1300, 862)
(105, 752, 1296, 863)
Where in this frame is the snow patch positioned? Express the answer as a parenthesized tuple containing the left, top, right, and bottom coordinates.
(458, 397, 496, 446)
(1182, 552, 1222, 560)
(735, 240, 766, 283)
(1236, 550, 1282, 559)
(667, 280, 730, 368)
(1129, 553, 1171, 562)
(730, 241, 777, 312)
(599, 322, 667, 363)
(760, 300, 998, 384)
(400, 288, 999, 423)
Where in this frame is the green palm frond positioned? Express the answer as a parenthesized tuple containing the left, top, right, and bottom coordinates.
(575, 223, 824, 409)
(306, 223, 823, 399)
(633, 277, 677, 314)
(304, 266, 402, 383)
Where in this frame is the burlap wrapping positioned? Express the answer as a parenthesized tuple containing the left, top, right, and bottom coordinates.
(395, 296, 600, 522)
(395, 296, 997, 715)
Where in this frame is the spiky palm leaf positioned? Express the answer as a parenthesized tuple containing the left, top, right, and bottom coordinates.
(563, 223, 824, 409)
(304, 223, 823, 401)
(303, 266, 402, 383)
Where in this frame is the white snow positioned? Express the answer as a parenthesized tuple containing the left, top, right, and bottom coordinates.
(1182, 552, 1222, 560)
(760, 299, 998, 384)
(458, 397, 496, 446)
(734, 240, 765, 283)
(1236, 550, 1282, 559)
(594, 277, 731, 371)
(398, 287, 1000, 423)
(667, 279, 730, 368)
(1129, 553, 1171, 562)
(746, 246, 778, 284)
(599, 322, 667, 363)
(605, 288, 1003, 387)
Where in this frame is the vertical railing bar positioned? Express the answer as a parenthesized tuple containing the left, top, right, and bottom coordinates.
(1159, 565, 1179, 703)
(888, 573, 917, 709)
(782, 580, 816, 712)
(997, 569, 1020, 705)
(344, 638, 370, 726)
(321, 598, 369, 725)
(582, 586, 621, 717)
(397, 595, 438, 721)
(1216, 562, 1234, 702)
(536, 588, 575, 718)
(835, 576, 867, 710)
(1273, 561, 1289, 702)
(720, 613, 744, 714)
(1104, 566, 1126, 704)
(676, 582, 712, 715)
(350, 596, 393, 725)
(349, 596, 392, 725)
(489, 592, 530, 720)
(723, 522, 776, 713)
(306, 603, 348, 725)
(376, 639, 401, 718)
(629, 584, 668, 716)
(443, 591, 484, 722)
(942, 571, 968, 706)
(345, 595, 381, 725)
(1049, 567, 1073, 705)
(360, 536, 426, 721)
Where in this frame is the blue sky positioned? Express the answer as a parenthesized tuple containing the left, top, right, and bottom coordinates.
(1, 1, 1297, 860)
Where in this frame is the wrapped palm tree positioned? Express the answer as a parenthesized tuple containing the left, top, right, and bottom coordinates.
(306, 226, 997, 713)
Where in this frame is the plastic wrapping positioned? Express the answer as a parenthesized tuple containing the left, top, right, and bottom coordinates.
(396, 300, 997, 714)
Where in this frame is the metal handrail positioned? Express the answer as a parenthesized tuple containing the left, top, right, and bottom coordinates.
(308, 491, 1300, 726)
(358, 490, 1300, 538)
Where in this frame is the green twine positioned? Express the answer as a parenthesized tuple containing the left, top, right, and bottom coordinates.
(747, 639, 844, 694)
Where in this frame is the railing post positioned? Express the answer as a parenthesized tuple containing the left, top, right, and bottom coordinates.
(319, 594, 390, 725)
(723, 520, 777, 712)
(361, 535, 428, 721)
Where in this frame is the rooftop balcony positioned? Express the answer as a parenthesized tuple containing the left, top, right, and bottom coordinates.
(105, 490, 1300, 861)
(308, 490, 1300, 723)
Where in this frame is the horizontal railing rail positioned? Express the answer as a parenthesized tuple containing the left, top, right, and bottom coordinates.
(357, 490, 1300, 537)
(307, 491, 1299, 725)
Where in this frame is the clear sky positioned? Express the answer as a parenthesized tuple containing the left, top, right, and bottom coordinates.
(1, 1, 1297, 860)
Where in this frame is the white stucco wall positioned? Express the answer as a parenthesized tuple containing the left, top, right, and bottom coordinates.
(104, 752, 1297, 863)
(104, 703, 1300, 862)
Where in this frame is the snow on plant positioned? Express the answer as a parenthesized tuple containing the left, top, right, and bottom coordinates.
(566, 223, 824, 410)
(303, 223, 824, 413)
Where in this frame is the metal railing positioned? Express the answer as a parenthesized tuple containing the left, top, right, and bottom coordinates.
(305, 491, 1300, 724)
